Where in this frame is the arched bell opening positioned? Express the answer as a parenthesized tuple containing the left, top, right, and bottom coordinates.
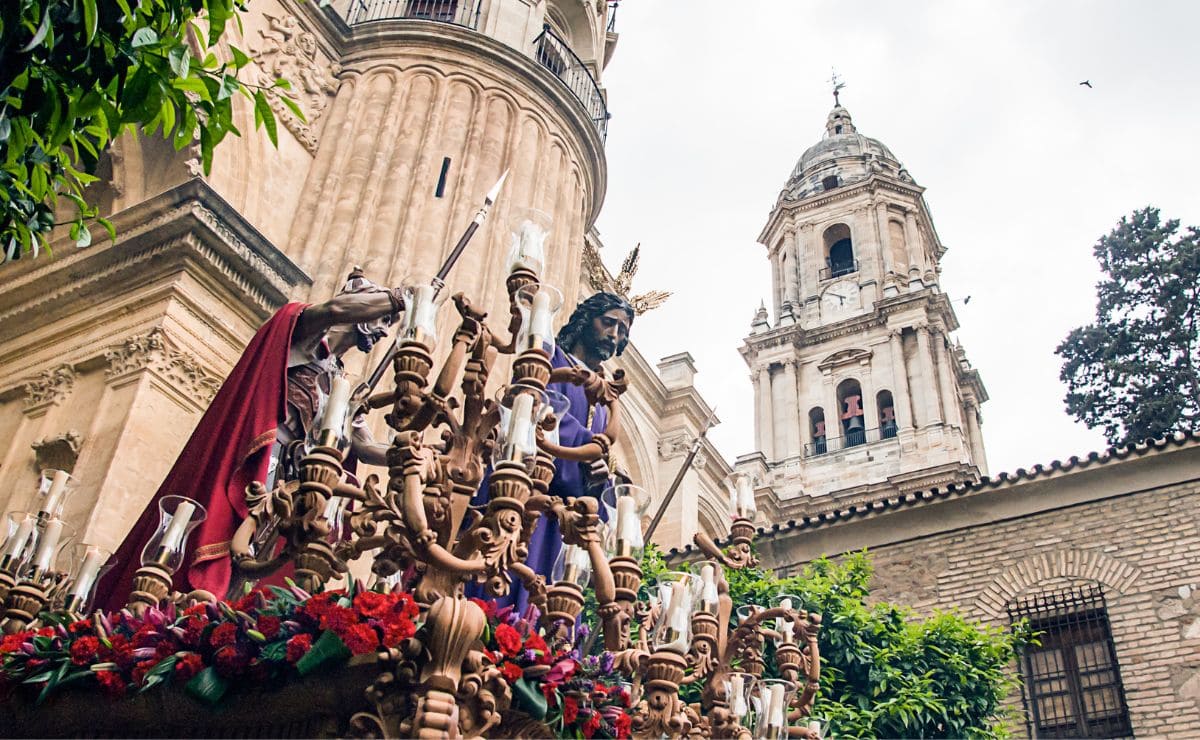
(822, 223, 856, 279)
(877, 390, 898, 439)
(808, 407, 827, 456)
(837, 378, 865, 448)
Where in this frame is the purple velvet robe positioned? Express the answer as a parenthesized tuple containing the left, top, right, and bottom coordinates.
(468, 347, 607, 610)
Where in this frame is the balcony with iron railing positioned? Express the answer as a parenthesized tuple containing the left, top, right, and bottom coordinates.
(345, 0, 482, 28)
(819, 259, 859, 281)
(532, 24, 609, 139)
(803, 422, 899, 458)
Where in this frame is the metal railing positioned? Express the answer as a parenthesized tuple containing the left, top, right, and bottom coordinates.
(533, 24, 609, 140)
(345, 0, 482, 29)
(803, 423, 899, 458)
(819, 259, 859, 281)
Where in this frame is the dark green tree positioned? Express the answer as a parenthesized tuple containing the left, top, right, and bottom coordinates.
(1056, 207, 1200, 445)
(725, 552, 1030, 739)
(1, 0, 301, 261)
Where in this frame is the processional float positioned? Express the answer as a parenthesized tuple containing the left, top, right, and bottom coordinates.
(0, 175, 822, 738)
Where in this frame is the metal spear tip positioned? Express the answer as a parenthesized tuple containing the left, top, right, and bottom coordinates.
(485, 169, 509, 203)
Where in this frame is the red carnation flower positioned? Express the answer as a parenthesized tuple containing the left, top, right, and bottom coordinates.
(131, 659, 157, 687)
(563, 696, 579, 725)
(319, 605, 358, 633)
(382, 617, 416, 648)
(541, 680, 558, 708)
(70, 636, 101, 665)
(395, 592, 419, 620)
(353, 592, 390, 619)
(582, 709, 602, 738)
(132, 625, 159, 648)
(286, 633, 313, 663)
(257, 615, 282, 640)
(67, 620, 93, 635)
(175, 653, 204, 682)
(495, 623, 521, 658)
(0, 633, 28, 653)
(500, 662, 523, 683)
(340, 623, 379, 656)
(615, 711, 632, 739)
(182, 615, 208, 647)
(155, 637, 180, 660)
(209, 622, 238, 648)
(36, 626, 54, 637)
(468, 597, 495, 620)
(95, 670, 126, 699)
(183, 603, 207, 617)
(524, 632, 548, 654)
(214, 645, 250, 677)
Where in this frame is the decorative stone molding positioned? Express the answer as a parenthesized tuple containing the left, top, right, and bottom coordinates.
(32, 430, 83, 473)
(975, 549, 1143, 619)
(657, 433, 690, 460)
(250, 12, 341, 154)
(23, 364, 76, 413)
(105, 328, 221, 407)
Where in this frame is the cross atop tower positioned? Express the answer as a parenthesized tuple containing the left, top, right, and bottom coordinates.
(829, 69, 846, 106)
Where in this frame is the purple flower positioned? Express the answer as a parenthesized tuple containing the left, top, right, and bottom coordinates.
(131, 647, 157, 659)
(522, 604, 541, 626)
(21, 642, 35, 655)
(577, 623, 591, 640)
(523, 649, 538, 663)
(599, 651, 615, 674)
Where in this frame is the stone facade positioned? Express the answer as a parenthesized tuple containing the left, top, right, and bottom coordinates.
(0, 0, 727, 567)
(741, 434, 1200, 737)
(739, 103, 987, 520)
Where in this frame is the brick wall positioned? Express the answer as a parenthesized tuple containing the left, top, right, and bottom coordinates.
(841, 480, 1200, 736)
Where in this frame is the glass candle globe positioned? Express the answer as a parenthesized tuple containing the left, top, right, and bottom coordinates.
(752, 679, 797, 740)
(0, 511, 39, 574)
(724, 671, 757, 721)
(306, 369, 353, 451)
(494, 384, 550, 471)
(551, 543, 592, 589)
(35, 469, 75, 519)
(515, 283, 564, 355)
(63, 543, 115, 614)
(651, 571, 702, 655)
(724, 470, 757, 520)
(26, 517, 75, 580)
(601, 484, 650, 558)
(506, 207, 552, 276)
(770, 593, 804, 644)
(140, 495, 207, 571)
(400, 277, 447, 349)
(538, 388, 572, 446)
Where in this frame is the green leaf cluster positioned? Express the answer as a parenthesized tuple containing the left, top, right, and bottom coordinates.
(0, 0, 304, 261)
(726, 551, 1032, 739)
(1056, 206, 1200, 445)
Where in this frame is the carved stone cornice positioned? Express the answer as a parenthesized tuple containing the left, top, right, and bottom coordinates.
(0, 180, 310, 347)
(249, 11, 341, 154)
(32, 430, 83, 472)
(104, 328, 221, 407)
(23, 364, 76, 413)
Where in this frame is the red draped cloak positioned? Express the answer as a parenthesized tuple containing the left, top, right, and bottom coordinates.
(97, 303, 307, 611)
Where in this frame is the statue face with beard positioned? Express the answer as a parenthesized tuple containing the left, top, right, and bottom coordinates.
(556, 292, 635, 371)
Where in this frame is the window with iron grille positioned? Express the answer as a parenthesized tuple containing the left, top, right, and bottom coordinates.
(1008, 585, 1132, 739)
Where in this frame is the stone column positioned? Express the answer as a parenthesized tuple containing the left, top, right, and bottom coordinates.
(876, 202, 893, 272)
(827, 375, 842, 448)
(801, 223, 819, 297)
(859, 364, 876, 436)
(770, 255, 782, 319)
(757, 365, 774, 460)
(904, 209, 923, 275)
(888, 330, 914, 430)
(933, 330, 963, 428)
(781, 360, 802, 458)
(784, 230, 800, 305)
(965, 401, 989, 475)
(915, 325, 942, 425)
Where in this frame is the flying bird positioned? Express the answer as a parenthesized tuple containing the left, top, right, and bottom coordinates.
(1079, 80, 1093, 88)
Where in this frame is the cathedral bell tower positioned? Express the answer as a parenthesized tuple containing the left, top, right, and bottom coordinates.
(737, 100, 989, 519)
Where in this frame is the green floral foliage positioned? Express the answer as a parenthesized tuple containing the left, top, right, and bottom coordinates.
(0, 0, 302, 261)
(726, 551, 1031, 739)
(1056, 207, 1200, 445)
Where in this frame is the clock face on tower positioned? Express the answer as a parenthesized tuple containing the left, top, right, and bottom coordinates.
(820, 280, 861, 321)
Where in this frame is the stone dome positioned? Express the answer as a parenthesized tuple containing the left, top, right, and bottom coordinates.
(785, 104, 911, 199)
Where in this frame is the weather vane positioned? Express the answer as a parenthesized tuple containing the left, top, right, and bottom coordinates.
(829, 69, 846, 105)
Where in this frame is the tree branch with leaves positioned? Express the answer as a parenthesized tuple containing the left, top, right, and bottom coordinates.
(1056, 207, 1200, 446)
(0, 0, 302, 261)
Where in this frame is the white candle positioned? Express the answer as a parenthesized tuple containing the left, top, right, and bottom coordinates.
(776, 597, 792, 635)
(70, 546, 106, 599)
(160, 501, 197, 554)
(660, 581, 690, 654)
(730, 674, 746, 717)
(507, 393, 535, 458)
(736, 474, 756, 518)
(808, 720, 823, 739)
(528, 289, 553, 349)
(768, 684, 786, 730)
(32, 519, 63, 575)
(408, 284, 437, 338)
(615, 495, 643, 557)
(512, 220, 547, 274)
(41, 469, 71, 517)
(699, 564, 718, 614)
(2, 514, 36, 562)
(561, 544, 590, 585)
(320, 375, 353, 434)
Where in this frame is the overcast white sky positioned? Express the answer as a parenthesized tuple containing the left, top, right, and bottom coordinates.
(592, 0, 1200, 476)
